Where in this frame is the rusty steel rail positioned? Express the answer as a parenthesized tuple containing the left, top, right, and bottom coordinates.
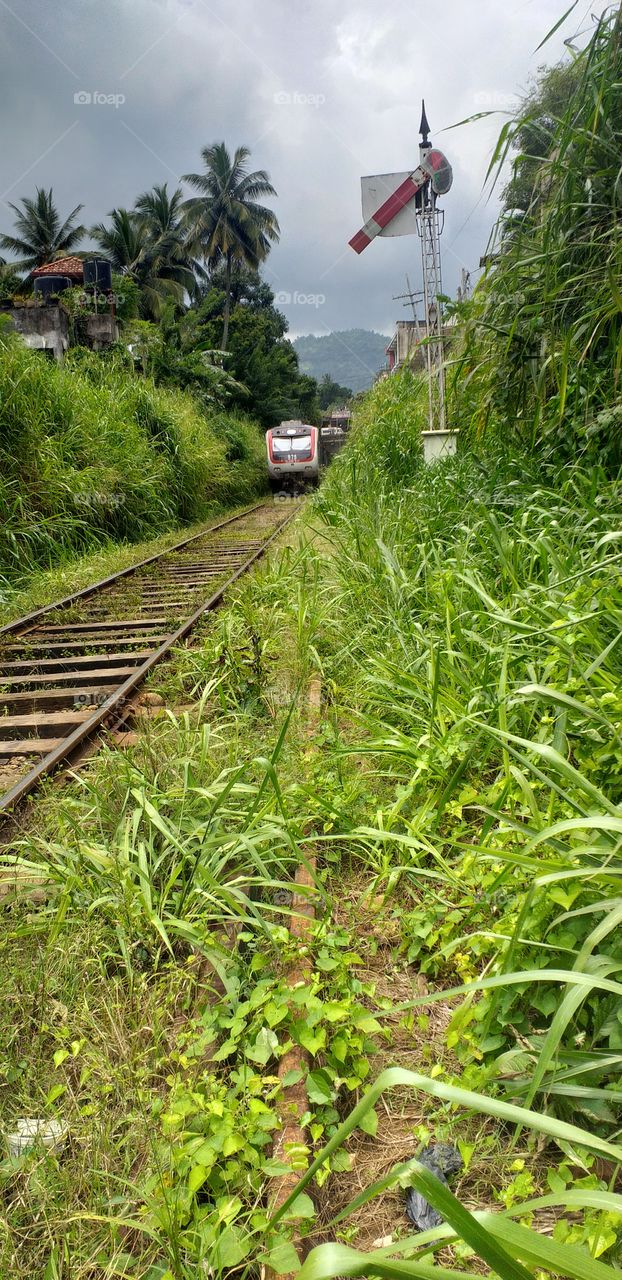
(0, 502, 266, 640)
(0, 503, 297, 815)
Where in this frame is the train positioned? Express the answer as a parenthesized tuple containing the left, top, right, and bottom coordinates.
(265, 421, 320, 489)
(319, 407, 351, 466)
(266, 410, 352, 491)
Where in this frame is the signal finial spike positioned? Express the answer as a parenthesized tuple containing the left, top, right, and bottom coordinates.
(420, 98, 431, 145)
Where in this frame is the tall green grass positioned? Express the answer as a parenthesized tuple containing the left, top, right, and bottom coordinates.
(3, 373, 621, 1273)
(300, 23, 622, 1250)
(283, 369, 622, 1277)
(0, 333, 266, 588)
(318, 388, 622, 1124)
(24, 704, 302, 967)
(450, 7, 622, 461)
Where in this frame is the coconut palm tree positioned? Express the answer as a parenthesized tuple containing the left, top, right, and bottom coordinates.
(182, 143, 280, 350)
(90, 208, 142, 275)
(134, 183, 186, 238)
(0, 188, 86, 270)
(133, 183, 202, 299)
(91, 203, 193, 320)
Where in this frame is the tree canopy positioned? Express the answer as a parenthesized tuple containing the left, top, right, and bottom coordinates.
(0, 146, 315, 424)
(182, 143, 280, 350)
(0, 188, 86, 271)
(91, 186, 199, 320)
(318, 373, 353, 410)
(177, 269, 319, 425)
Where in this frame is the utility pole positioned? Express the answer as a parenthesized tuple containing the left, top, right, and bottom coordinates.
(457, 268, 471, 303)
(393, 275, 425, 345)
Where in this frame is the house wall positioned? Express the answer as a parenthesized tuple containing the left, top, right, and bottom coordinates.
(8, 305, 70, 361)
(396, 321, 425, 368)
(83, 313, 118, 350)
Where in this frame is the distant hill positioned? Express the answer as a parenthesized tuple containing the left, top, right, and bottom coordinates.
(293, 329, 388, 394)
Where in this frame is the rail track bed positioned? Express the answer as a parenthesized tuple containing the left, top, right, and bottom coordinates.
(0, 502, 294, 813)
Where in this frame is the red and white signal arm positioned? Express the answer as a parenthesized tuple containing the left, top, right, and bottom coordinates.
(350, 148, 453, 254)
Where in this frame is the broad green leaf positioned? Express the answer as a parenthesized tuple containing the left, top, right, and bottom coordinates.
(263, 1240, 301, 1274)
(358, 1106, 378, 1137)
(212, 1226, 250, 1269)
(245, 1026, 279, 1065)
(306, 1069, 334, 1105)
(281, 1068, 304, 1087)
(281, 1192, 316, 1221)
(262, 1158, 296, 1176)
(296, 1025, 327, 1054)
(187, 1164, 208, 1195)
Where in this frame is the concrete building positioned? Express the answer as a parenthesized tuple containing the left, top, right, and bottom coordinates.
(385, 320, 426, 372)
(385, 317, 458, 374)
(8, 304, 70, 361)
(82, 313, 119, 350)
(6, 256, 118, 360)
(31, 256, 85, 288)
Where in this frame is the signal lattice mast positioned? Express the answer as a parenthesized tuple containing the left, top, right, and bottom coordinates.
(417, 101, 447, 433)
(349, 101, 453, 436)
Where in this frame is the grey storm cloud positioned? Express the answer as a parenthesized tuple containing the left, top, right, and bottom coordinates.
(0, 0, 612, 337)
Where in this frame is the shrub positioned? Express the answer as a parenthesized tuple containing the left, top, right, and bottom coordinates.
(0, 334, 267, 585)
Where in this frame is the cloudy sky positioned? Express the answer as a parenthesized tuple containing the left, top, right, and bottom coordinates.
(0, 0, 611, 337)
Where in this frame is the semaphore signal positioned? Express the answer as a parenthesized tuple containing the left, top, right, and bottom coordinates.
(349, 101, 453, 434)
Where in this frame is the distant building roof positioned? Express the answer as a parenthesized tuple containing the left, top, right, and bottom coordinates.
(32, 257, 85, 279)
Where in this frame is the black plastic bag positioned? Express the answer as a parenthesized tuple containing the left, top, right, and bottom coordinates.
(404, 1143, 463, 1231)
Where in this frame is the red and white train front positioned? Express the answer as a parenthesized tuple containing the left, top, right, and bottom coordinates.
(266, 421, 320, 488)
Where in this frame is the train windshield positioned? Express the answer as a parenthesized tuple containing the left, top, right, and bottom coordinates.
(272, 434, 311, 453)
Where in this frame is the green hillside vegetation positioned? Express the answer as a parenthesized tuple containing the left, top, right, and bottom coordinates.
(8, 366, 621, 1276)
(0, 144, 320, 456)
(0, 140, 321, 596)
(0, 330, 266, 591)
(450, 12, 622, 465)
(3, 14, 622, 1280)
(293, 328, 389, 393)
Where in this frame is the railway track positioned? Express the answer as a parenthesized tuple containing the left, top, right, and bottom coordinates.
(0, 501, 296, 815)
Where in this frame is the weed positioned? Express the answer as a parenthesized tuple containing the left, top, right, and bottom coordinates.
(0, 332, 266, 591)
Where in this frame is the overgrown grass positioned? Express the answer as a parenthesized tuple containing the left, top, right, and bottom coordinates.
(4, 9, 622, 1273)
(0, 693, 311, 1276)
(279, 372, 622, 1278)
(449, 7, 622, 463)
(317, 381, 622, 1124)
(0, 333, 267, 590)
(3, 405, 621, 1275)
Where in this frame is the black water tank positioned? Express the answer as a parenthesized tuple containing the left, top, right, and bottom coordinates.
(34, 275, 72, 301)
(83, 258, 112, 290)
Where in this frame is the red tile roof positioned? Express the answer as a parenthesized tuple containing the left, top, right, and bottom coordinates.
(32, 257, 84, 279)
